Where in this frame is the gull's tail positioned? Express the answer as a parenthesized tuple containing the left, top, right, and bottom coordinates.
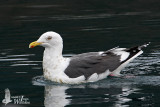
(121, 42, 151, 63)
(110, 42, 150, 77)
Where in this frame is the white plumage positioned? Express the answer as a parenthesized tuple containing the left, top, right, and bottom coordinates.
(29, 31, 149, 84)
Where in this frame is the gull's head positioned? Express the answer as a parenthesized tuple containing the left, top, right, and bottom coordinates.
(29, 31, 63, 48)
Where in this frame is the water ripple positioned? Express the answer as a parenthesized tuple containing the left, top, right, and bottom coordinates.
(32, 75, 160, 87)
(32, 75, 159, 107)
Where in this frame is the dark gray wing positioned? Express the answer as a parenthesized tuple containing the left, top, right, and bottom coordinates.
(64, 51, 121, 80)
(64, 43, 150, 80)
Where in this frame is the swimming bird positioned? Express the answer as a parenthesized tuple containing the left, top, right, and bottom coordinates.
(29, 31, 150, 84)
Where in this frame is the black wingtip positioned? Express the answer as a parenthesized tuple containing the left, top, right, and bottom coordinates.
(138, 42, 151, 50)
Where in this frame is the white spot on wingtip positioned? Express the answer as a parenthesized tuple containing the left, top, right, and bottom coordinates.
(114, 51, 130, 62)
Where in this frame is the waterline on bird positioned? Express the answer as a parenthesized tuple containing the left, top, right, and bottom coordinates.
(32, 75, 160, 87)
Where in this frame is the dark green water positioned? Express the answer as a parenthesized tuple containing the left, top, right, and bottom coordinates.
(0, 0, 160, 107)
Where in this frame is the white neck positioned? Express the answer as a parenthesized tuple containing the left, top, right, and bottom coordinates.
(42, 44, 71, 81)
(44, 44, 63, 58)
(43, 44, 64, 72)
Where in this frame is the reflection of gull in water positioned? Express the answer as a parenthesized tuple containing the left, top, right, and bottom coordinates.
(112, 86, 140, 107)
(44, 85, 70, 107)
(33, 76, 159, 107)
(2, 88, 12, 105)
(43, 83, 138, 107)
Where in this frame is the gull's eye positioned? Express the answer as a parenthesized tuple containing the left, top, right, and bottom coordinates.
(46, 36, 52, 40)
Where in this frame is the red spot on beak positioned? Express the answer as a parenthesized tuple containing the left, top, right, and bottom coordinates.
(31, 46, 34, 48)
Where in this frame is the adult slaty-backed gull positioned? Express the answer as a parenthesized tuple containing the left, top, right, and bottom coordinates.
(29, 31, 150, 84)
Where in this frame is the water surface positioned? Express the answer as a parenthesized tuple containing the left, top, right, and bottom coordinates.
(0, 0, 160, 107)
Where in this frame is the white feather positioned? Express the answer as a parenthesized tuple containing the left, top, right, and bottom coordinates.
(113, 49, 130, 62)
(87, 73, 98, 82)
(110, 50, 143, 76)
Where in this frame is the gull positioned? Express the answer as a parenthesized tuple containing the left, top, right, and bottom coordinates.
(29, 31, 150, 84)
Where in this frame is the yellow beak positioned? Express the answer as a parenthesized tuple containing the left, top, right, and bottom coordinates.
(29, 41, 42, 48)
